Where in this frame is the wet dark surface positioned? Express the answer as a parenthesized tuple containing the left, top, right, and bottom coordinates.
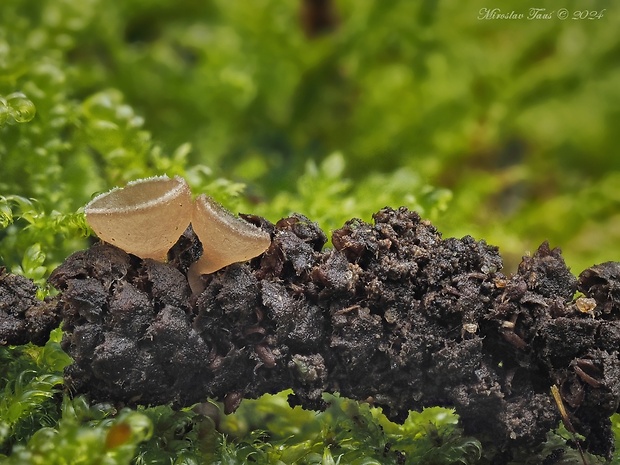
(0, 267, 59, 345)
(4, 207, 620, 462)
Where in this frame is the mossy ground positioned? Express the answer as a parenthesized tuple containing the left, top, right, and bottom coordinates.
(2, 0, 620, 463)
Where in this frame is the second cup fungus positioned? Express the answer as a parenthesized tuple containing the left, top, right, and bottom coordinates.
(84, 176, 271, 294)
(190, 193, 271, 272)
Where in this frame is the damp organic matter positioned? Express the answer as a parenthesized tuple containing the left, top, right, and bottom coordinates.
(4, 207, 610, 462)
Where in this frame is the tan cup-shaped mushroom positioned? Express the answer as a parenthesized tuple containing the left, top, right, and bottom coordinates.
(189, 194, 271, 291)
(85, 175, 192, 261)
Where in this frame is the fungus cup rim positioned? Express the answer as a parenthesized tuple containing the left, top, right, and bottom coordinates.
(85, 175, 190, 215)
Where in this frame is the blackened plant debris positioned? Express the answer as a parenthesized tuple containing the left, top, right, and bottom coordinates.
(4, 208, 620, 462)
(0, 267, 60, 345)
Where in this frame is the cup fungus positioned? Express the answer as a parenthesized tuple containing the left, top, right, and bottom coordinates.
(85, 175, 193, 261)
(188, 194, 271, 292)
(84, 176, 271, 293)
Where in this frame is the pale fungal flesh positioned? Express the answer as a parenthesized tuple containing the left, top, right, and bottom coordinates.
(85, 175, 193, 261)
(84, 176, 272, 293)
(188, 194, 271, 293)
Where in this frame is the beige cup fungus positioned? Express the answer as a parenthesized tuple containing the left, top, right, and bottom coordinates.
(84, 175, 271, 293)
(85, 175, 193, 261)
(188, 194, 271, 291)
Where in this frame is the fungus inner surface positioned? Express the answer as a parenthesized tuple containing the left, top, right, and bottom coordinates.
(86, 175, 190, 213)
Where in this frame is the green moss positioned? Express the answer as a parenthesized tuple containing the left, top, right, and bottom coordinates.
(0, 329, 71, 454)
(2, 0, 620, 462)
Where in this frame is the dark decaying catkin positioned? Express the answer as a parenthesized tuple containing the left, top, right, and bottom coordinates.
(4, 207, 620, 460)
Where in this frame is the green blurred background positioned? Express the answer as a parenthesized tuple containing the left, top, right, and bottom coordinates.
(2, 1, 620, 462)
(1, 0, 619, 276)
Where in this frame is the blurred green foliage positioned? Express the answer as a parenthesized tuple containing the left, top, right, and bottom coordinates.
(2, 0, 619, 272)
(0, 328, 70, 453)
(2, 0, 620, 462)
(218, 393, 482, 464)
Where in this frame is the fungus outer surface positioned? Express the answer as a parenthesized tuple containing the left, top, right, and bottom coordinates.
(85, 175, 192, 261)
(191, 194, 271, 275)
